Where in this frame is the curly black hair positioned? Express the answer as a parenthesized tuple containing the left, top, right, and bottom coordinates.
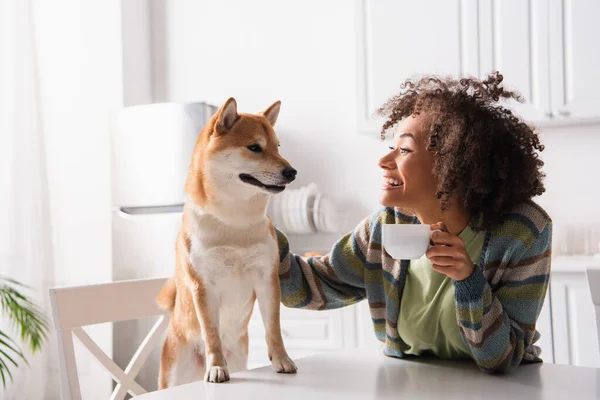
(377, 71, 546, 230)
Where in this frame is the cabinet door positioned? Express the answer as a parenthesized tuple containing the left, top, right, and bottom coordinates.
(356, 0, 478, 134)
(356, 301, 384, 349)
(477, 0, 551, 123)
(551, 272, 600, 367)
(548, 0, 600, 119)
(536, 289, 554, 362)
(247, 304, 356, 369)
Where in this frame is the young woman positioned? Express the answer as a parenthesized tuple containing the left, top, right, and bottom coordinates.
(276, 72, 552, 374)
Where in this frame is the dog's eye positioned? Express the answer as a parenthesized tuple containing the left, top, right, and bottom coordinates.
(247, 144, 262, 153)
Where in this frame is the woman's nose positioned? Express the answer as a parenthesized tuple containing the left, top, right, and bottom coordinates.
(378, 153, 396, 170)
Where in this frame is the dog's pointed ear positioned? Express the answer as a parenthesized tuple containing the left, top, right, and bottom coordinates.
(216, 97, 239, 133)
(260, 101, 281, 127)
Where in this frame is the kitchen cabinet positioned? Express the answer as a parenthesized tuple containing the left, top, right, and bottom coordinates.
(548, 0, 600, 120)
(248, 305, 358, 369)
(355, 0, 475, 135)
(550, 256, 600, 368)
(476, 0, 551, 123)
(355, 0, 600, 135)
(536, 292, 554, 363)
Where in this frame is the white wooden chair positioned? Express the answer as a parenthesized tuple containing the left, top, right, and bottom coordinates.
(586, 268, 600, 352)
(49, 278, 170, 400)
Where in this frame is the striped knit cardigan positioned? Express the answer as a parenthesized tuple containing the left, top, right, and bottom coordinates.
(276, 200, 552, 373)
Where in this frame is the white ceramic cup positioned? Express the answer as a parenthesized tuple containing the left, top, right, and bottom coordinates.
(382, 224, 440, 260)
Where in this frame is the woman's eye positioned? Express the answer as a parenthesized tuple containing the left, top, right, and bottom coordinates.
(388, 146, 395, 151)
(399, 147, 411, 155)
(247, 144, 262, 153)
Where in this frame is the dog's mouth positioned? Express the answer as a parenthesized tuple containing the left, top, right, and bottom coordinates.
(239, 174, 286, 194)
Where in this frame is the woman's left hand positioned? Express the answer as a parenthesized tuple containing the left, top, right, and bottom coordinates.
(426, 222, 475, 281)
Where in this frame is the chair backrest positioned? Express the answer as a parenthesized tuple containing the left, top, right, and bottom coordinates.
(586, 268, 600, 352)
(49, 277, 170, 400)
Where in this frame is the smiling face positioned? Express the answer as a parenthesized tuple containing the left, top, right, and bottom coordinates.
(378, 114, 439, 212)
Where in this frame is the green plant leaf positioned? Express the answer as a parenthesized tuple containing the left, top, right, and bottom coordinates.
(0, 282, 50, 353)
(0, 348, 18, 368)
(0, 350, 18, 387)
(0, 339, 25, 367)
(0, 363, 8, 388)
(0, 277, 50, 388)
(0, 331, 24, 355)
(0, 332, 20, 387)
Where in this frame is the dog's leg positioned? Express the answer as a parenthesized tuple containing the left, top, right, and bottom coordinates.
(158, 333, 175, 389)
(158, 331, 206, 389)
(221, 323, 251, 374)
(191, 283, 229, 383)
(253, 270, 297, 373)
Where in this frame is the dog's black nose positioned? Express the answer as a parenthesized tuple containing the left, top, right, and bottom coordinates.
(282, 167, 297, 182)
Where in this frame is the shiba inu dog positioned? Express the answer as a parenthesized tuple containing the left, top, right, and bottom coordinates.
(156, 98, 298, 388)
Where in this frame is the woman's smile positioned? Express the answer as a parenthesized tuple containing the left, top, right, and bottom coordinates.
(382, 176, 403, 190)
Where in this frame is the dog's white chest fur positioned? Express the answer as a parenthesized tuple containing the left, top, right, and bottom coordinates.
(188, 207, 278, 279)
(187, 206, 278, 342)
(193, 243, 273, 281)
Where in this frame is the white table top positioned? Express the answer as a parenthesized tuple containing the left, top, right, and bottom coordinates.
(137, 349, 600, 400)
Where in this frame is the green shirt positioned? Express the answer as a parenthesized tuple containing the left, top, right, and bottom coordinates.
(397, 225, 486, 359)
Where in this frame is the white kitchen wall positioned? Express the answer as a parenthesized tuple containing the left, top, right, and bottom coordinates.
(538, 124, 600, 224)
(151, 0, 596, 252)
(151, 0, 384, 248)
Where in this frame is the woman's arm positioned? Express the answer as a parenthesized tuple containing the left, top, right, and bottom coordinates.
(275, 215, 374, 310)
(453, 221, 553, 373)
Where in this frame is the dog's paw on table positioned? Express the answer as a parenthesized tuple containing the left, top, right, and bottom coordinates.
(205, 365, 230, 383)
(271, 355, 298, 374)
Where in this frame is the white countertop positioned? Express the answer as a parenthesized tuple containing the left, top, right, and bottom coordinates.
(137, 348, 600, 400)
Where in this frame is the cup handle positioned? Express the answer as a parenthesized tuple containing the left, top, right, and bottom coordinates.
(428, 229, 442, 248)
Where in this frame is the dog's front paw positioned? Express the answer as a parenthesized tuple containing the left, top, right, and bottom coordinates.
(205, 365, 230, 383)
(271, 355, 297, 374)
